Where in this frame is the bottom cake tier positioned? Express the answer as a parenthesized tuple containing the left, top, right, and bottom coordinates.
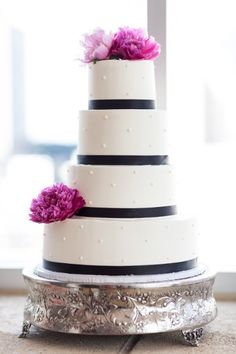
(42, 215, 198, 275)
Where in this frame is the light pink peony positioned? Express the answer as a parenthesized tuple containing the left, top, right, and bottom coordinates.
(29, 183, 85, 223)
(109, 27, 161, 60)
(80, 28, 113, 63)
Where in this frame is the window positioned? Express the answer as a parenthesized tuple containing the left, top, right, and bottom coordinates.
(0, 0, 147, 267)
(166, 0, 236, 270)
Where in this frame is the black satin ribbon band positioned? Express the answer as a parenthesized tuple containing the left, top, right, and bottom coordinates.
(43, 258, 198, 276)
(77, 155, 169, 166)
(76, 205, 177, 218)
(89, 99, 156, 110)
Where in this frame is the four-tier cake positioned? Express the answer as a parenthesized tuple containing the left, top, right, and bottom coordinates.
(30, 28, 198, 276)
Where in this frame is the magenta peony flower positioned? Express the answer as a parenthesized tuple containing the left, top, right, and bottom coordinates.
(109, 27, 161, 60)
(29, 183, 85, 223)
(80, 28, 113, 63)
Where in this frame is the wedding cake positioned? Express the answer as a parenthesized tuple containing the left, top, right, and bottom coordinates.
(30, 27, 198, 276)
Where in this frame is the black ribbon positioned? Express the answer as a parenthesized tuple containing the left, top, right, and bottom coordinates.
(77, 155, 168, 165)
(76, 205, 177, 218)
(43, 258, 197, 276)
(89, 99, 155, 110)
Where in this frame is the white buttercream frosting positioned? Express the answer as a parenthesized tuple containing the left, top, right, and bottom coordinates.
(78, 109, 167, 155)
(43, 216, 198, 266)
(41, 59, 198, 273)
(67, 164, 176, 208)
(88, 60, 156, 99)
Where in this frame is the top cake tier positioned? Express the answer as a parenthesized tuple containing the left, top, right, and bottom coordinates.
(88, 60, 156, 109)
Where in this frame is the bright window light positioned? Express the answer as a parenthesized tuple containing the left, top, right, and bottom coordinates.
(0, 0, 147, 264)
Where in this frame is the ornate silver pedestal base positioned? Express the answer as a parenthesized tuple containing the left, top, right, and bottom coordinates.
(20, 267, 217, 346)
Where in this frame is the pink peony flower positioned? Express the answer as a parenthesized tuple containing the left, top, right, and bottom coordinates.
(109, 27, 161, 60)
(29, 183, 85, 223)
(80, 28, 113, 63)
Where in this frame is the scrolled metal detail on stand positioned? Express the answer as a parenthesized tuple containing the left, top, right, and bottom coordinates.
(19, 268, 217, 341)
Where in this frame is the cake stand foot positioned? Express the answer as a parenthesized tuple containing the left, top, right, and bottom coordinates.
(19, 320, 32, 338)
(182, 327, 204, 346)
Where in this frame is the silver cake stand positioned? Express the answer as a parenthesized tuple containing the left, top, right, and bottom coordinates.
(19, 266, 217, 346)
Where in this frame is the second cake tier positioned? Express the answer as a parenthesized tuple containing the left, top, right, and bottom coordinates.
(78, 109, 167, 157)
